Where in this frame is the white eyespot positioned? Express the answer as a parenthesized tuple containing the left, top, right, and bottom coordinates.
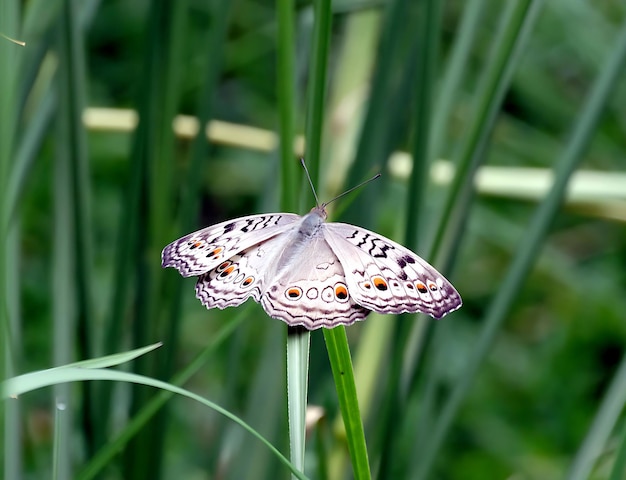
(306, 288, 319, 299)
(321, 286, 334, 302)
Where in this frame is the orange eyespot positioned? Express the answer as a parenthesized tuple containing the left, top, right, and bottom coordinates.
(218, 265, 236, 278)
(207, 247, 223, 258)
(429, 283, 438, 291)
(334, 284, 348, 300)
(373, 276, 388, 291)
(416, 282, 428, 293)
(285, 287, 303, 300)
(242, 276, 254, 286)
(190, 241, 202, 249)
(363, 282, 371, 290)
(217, 261, 231, 272)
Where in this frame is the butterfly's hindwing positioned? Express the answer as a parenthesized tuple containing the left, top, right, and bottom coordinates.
(261, 235, 369, 329)
(161, 213, 299, 277)
(324, 223, 462, 319)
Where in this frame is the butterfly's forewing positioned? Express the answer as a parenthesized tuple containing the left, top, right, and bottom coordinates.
(324, 223, 462, 319)
(195, 246, 263, 310)
(260, 235, 369, 329)
(162, 213, 299, 277)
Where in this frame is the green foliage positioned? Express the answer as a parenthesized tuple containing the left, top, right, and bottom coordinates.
(2, 0, 626, 479)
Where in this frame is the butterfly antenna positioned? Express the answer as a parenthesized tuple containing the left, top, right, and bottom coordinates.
(322, 172, 381, 208)
(300, 158, 321, 207)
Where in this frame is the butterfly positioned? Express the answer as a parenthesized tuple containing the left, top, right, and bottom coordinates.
(162, 166, 461, 330)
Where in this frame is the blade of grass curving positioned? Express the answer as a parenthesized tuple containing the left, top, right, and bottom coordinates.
(277, 0, 298, 208)
(566, 353, 626, 480)
(63, 343, 162, 370)
(323, 326, 371, 479)
(413, 16, 626, 480)
(4, 367, 309, 480)
(76, 309, 245, 479)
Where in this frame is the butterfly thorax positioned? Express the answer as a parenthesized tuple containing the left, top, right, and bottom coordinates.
(268, 208, 327, 277)
(299, 207, 327, 238)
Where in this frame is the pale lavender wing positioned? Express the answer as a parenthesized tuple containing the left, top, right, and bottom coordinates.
(161, 213, 299, 277)
(324, 223, 462, 319)
(260, 236, 369, 329)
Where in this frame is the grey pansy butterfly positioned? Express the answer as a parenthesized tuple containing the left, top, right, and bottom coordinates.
(161, 166, 462, 330)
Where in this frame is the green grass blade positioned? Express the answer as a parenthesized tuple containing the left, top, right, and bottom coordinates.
(429, 0, 487, 160)
(404, 0, 440, 247)
(58, 0, 98, 457)
(52, 400, 68, 480)
(4, 227, 22, 479)
(323, 327, 371, 479)
(277, 0, 298, 209)
(567, 354, 626, 480)
(343, 0, 412, 227)
(0, 1, 22, 477)
(403, 0, 547, 459)
(287, 328, 311, 476)
(376, 1, 442, 476)
(77, 310, 245, 479)
(609, 423, 626, 480)
(428, 0, 545, 266)
(121, 0, 188, 476)
(303, 0, 332, 194)
(414, 15, 626, 480)
(393, 2, 545, 462)
(5, 367, 309, 480)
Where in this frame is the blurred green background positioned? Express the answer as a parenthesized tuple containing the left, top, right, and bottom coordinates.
(2, 0, 626, 479)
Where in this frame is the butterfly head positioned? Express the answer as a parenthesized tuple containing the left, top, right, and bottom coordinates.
(310, 204, 328, 220)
